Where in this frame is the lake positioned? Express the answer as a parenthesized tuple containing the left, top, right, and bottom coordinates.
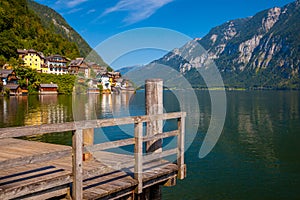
(0, 90, 299, 199)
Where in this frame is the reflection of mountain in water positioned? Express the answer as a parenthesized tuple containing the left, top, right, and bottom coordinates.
(219, 91, 300, 166)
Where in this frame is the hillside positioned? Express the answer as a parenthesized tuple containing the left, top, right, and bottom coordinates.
(0, 0, 108, 68)
(152, 0, 300, 89)
(0, 0, 80, 60)
(27, 0, 108, 67)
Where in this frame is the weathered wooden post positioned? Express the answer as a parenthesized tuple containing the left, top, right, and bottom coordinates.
(177, 113, 187, 179)
(145, 79, 163, 153)
(134, 122, 143, 194)
(145, 79, 163, 200)
(72, 129, 83, 200)
(83, 128, 94, 161)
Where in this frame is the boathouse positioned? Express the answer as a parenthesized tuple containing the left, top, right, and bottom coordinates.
(39, 83, 58, 95)
(4, 84, 22, 96)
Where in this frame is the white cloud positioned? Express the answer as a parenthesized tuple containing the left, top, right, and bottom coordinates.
(67, 0, 88, 8)
(55, 0, 88, 8)
(87, 9, 96, 14)
(102, 0, 174, 24)
(67, 8, 83, 14)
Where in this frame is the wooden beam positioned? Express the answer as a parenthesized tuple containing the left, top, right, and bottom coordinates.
(145, 79, 163, 153)
(83, 128, 94, 161)
(84, 138, 134, 153)
(177, 115, 186, 180)
(72, 130, 83, 200)
(142, 130, 178, 142)
(134, 122, 143, 194)
(84, 130, 178, 153)
(143, 149, 177, 163)
(0, 112, 184, 139)
(0, 149, 71, 169)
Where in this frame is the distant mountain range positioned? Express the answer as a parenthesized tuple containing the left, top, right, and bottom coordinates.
(151, 0, 300, 89)
(116, 65, 144, 75)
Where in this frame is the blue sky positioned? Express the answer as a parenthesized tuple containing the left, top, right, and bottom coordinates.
(34, 0, 295, 69)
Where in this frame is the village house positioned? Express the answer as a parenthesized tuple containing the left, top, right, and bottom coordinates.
(39, 84, 58, 95)
(0, 69, 19, 86)
(87, 62, 108, 75)
(4, 84, 22, 96)
(45, 55, 69, 75)
(68, 58, 85, 75)
(68, 58, 90, 78)
(99, 75, 111, 93)
(17, 49, 46, 73)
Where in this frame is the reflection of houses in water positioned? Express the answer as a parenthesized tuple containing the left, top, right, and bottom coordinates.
(0, 96, 27, 125)
(72, 94, 102, 121)
(24, 95, 68, 125)
(100, 94, 113, 117)
(101, 92, 135, 118)
(85, 94, 100, 120)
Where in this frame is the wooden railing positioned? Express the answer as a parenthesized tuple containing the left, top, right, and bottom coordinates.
(0, 111, 186, 200)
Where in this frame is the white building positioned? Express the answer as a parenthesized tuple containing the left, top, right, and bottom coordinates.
(45, 55, 69, 75)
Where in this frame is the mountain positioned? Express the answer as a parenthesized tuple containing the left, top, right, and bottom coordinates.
(0, 0, 107, 67)
(116, 65, 144, 75)
(27, 0, 108, 67)
(0, 0, 80, 60)
(152, 0, 300, 89)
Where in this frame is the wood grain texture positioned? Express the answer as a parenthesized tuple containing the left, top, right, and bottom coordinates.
(0, 109, 186, 199)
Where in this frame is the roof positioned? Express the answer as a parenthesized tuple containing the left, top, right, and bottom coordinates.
(40, 84, 58, 88)
(28, 49, 37, 53)
(0, 69, 14, 78)
(4, 84, 20, 90)
(17, 49, 27, 54)
(69, 59, 83, 66)
(37, 52, 45, 59)
(17, 49, 44, 59)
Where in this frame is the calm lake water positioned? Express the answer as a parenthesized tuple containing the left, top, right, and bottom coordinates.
(0, 90, 300, 199)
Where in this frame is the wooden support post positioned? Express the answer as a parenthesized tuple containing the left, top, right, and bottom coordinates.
(83, 128, 94, 161)
(72, 129, 83, 200)
(134, 122, 143, 194)
(177, 115, 186, 179)
(145, 79, 163, 153)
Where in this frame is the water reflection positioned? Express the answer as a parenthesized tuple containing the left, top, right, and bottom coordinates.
(0, 95, 73, 128)
(163, 91, 300, 200)
(1, 91, 300, 199)
(224, 91, 300, 167)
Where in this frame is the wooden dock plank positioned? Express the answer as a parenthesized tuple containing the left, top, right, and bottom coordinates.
(0, 138, 72, 169)
(83, 170, 137, 199)
(0, 108, 185, 199)
(0, 170, 71, 200)
(88, 150, 178, 188)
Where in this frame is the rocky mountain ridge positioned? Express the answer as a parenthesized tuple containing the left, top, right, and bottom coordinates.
(153, 0, 300, 89)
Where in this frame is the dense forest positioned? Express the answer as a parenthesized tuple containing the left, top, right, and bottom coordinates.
(27, 0, 108, 67)
(0, 0, 80, 63)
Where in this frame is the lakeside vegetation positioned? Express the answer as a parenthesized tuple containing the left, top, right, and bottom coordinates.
(14, 65, 75, 94)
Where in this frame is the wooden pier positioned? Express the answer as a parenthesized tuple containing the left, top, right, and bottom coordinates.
(0, 80, 186, 200)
